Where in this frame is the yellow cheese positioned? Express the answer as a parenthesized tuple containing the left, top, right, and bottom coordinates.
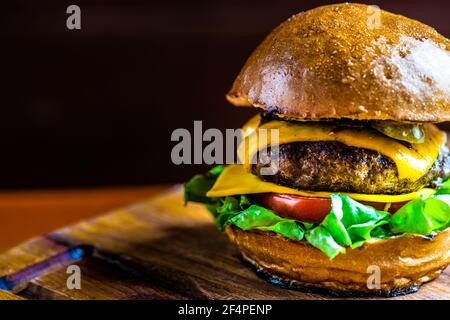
(238, 115, 445, 181)
(207, 165, 435, 203)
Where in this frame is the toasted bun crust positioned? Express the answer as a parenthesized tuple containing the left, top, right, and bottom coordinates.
(227, 3, 450, 122)
(226, 226, 450, 296)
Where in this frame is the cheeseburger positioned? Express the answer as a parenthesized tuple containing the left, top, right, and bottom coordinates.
(185, 3, 450, 296)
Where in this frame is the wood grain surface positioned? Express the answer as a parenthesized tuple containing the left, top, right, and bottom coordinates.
(0, 186, 448, 300)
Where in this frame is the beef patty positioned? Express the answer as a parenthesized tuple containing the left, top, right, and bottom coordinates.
(252, 141, 450, 194)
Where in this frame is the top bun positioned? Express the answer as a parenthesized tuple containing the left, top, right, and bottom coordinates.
(227, 3, 450, 122)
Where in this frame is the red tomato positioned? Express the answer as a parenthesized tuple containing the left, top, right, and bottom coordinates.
(251, 193, 406, 224)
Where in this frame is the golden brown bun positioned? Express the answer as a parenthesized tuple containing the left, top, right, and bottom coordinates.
(226, 225, 450, 296)
(227, 3, 450, 122)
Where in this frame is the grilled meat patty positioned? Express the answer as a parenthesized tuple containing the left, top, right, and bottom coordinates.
(252, 141, 450, 194)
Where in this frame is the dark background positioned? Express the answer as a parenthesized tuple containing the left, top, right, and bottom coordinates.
(1, 0, 449, 189)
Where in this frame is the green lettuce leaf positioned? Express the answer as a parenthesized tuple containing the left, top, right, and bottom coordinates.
(184, 166, 224, 204)
(390, 195, 450, 235)
(185, 168, 450, 260)
(322, 195, 390, 247)
(435, 178, 450, 195)
(212, 193, 392, 259)
(306, 194, 389, 256)
(214, 196, 250, 231)
(305, 226, 346, 260)
(228, 205, 305, 240)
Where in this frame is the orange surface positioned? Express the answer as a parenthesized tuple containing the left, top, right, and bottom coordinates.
(0, 186, 169, 253)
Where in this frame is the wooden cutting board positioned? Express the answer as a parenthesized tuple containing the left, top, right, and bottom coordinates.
(0, 186, 448, 300)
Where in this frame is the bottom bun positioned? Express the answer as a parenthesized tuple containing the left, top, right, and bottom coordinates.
(225, 226, 450, 297)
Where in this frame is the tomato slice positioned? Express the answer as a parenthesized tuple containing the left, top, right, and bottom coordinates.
(251, 193, 407, 224)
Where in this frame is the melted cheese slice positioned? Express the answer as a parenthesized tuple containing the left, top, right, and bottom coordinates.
(207, 165, 435, 203)
(238, 115, 445, 181)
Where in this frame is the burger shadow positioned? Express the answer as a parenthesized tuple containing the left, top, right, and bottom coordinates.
(112, 223, 427, 300)
(104, 223, 381, 300)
